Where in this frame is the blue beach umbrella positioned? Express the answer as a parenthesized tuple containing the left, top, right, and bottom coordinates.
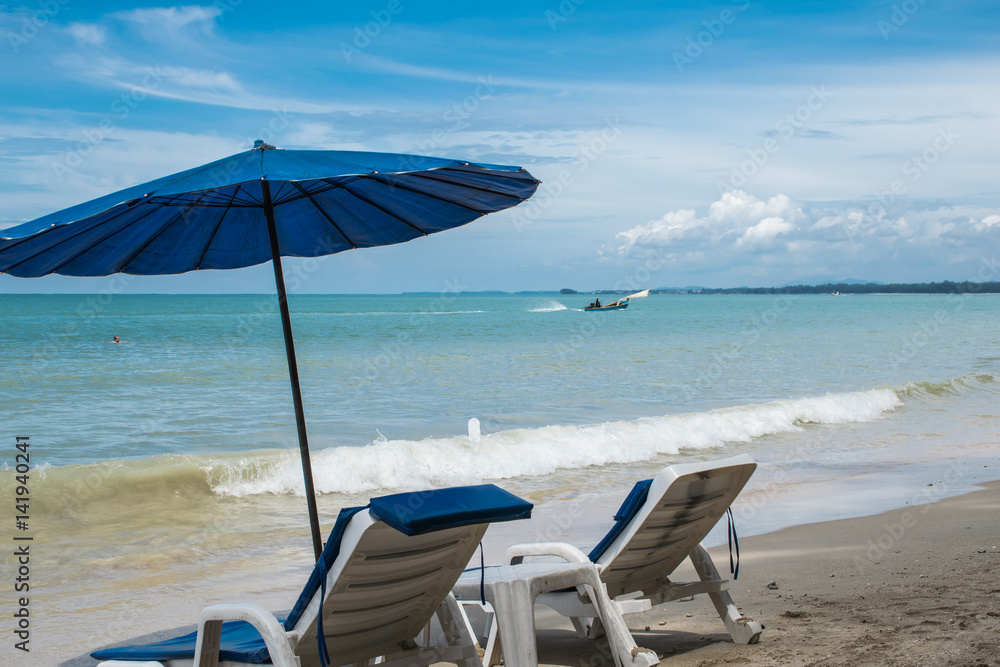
(0, 141, 539, 559)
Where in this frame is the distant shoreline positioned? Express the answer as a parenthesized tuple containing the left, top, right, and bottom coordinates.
(569, 280, 1000, 295)
(4, 280, 1000, 297)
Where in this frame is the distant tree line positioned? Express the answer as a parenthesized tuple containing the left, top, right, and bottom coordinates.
(696, 281, 1000, 295)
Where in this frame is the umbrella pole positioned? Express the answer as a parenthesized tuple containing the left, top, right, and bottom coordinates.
(262, 179, 324, 562)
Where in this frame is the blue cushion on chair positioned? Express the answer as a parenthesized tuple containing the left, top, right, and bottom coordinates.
(588, 478, 652, 562)
(91, 619, 273, 664)
(370, 484, 533, 536)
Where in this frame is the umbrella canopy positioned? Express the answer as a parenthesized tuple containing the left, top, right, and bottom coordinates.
(0, 143, 539, 276)
(1, 142, 539, 559)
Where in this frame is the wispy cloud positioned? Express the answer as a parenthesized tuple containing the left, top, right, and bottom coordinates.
(109, 5, 222, 36)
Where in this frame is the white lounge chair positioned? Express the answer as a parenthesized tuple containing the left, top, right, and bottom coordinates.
(92, 484, 533, 667)
(475, 455, 762, 661)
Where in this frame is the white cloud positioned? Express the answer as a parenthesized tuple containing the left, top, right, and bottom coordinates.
(68, 22, 106, 46)
(617, 191, 803, 255)
(737, 216, 795, 248)
(110, 6, 222, 31)
(612, 190, 1000, 284)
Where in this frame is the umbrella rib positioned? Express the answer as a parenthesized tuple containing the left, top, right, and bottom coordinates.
(363, 175, 487, 215)
(3, 203, 156, 275)
(289, 182, 358, 249)
(336, 181, 429, 236)
(191, 182, 246, 268)
(405, 169, 535, 201)
(193, 203, 232, 269)
(116, 189, 223, 272)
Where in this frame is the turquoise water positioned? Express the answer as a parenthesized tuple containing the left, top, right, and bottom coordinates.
(2, 292, 998, 496)
(1, 292, 998, 662)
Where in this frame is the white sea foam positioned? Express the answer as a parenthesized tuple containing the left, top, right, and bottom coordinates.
(529, 301, 568, 312)
(211, 387, 902, 497)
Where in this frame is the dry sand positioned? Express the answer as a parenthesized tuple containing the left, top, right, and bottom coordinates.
(65, 480, 1000, 667)
(532, 480, 1000, 667)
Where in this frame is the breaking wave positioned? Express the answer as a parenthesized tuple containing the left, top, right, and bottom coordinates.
(7, 386, 910, 510)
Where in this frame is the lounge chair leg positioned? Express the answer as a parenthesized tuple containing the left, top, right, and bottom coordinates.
(436, 594, 485, 667)
(584, 615, 605, 640)
(489, 577, 540, 667)
(568, 614, 593, 639)
(689, 545, 763, 645)
(582, 579, 659, 667)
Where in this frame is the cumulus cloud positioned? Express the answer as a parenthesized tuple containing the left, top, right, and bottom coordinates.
(613, 190, 1000, 283)
(617, 191, 804, 255)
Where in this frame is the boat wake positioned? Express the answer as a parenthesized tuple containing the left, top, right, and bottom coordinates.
(529, 301, 568, 312)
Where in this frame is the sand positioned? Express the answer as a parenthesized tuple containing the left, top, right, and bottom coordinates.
(531, 480, 1000, 667)
(60, 480, 1000, 667)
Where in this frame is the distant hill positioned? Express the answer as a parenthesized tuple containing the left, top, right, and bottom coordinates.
(837, 278, 886, 286)
(652, 286, 708, 293)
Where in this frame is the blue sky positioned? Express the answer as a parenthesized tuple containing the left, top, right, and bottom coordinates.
(1, 0, 998, 293)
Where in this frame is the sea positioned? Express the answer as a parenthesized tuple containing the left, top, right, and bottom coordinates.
(1, 291, 998, 664)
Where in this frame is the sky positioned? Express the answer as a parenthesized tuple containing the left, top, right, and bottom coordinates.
(1, 0, 998, 293)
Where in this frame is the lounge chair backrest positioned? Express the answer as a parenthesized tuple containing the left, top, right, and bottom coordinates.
(290, 484, 532, 665)
(593, 454, 756, 598)
(293, 515, 488, 665)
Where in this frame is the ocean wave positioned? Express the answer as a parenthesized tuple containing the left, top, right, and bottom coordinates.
(3, 387, 904, 507)
(898, 373, 997, 399)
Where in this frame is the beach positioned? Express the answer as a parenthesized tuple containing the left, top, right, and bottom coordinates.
(531, 480, 1000, 667)
(2, 292, 998, 665)
(58, 478, 1000, 666)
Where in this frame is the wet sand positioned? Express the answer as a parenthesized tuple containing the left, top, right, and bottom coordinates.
(60, 480, 1000, 666)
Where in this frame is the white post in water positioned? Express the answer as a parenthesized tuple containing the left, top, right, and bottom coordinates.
(468, 418, 481, 443)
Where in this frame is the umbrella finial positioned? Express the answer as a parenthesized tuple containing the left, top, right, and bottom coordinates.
(254, 139, 276, 150)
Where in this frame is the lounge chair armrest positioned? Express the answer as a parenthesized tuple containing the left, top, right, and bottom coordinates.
(194, 603, 299, 667)
(506, 542, 590, 565)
